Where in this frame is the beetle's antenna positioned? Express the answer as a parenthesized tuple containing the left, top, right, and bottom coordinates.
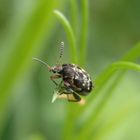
(57, 41, 64, 65)
(32, 57, 51, 70)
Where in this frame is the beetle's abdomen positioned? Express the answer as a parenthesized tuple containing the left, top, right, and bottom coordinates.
(61, 64, 93, 96)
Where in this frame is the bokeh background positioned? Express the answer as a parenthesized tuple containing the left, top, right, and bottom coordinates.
(0, 0, 140, 140)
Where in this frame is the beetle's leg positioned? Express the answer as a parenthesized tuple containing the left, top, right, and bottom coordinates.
(57, 88, 84, 103)
(56, 83, 81, 102)
(50, 74, 61, 85)
(61, 88, 81, 102)
(67, 92, 81, 102)
(73, 92, 81, 102)
(63, 81, 71, 88)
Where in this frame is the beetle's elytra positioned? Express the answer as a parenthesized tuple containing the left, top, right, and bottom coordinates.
(33, 42, 93, 102)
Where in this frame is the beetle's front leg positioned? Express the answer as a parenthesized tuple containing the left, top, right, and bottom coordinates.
(50, 74, 62, 85)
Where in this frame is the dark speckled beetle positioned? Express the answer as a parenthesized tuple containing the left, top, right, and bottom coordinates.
(33, 42, 93, 102)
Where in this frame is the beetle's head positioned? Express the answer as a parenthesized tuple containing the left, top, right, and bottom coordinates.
(50, 65, 62, 73)
(33, 58, 63, 74)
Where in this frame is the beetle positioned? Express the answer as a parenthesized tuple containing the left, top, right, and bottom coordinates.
(33, 42, 93, 102)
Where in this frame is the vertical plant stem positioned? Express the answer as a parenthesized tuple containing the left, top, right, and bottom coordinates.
(54, 1, 89, 139)
(79, 0, 89, 66)
(70, 0, 78, 34)
(53, 9, 79, 140)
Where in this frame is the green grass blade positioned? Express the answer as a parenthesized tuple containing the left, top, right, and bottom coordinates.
(75, 42, 140, 139)
(54, 10, 78, 63)
(78, 43, 140, 114)
(122, 42, 140, 61)
(0, 1, 55, 108)
(76, 61, 140, 139)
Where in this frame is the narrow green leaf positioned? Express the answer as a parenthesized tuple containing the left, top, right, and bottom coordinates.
(77, 60, 140, 139)
(54, 10, 78, 63)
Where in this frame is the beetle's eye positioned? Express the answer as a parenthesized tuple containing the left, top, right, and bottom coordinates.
(52, 69, 56, 73)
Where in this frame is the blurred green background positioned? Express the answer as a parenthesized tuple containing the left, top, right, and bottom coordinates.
(0, 0, 140, 140)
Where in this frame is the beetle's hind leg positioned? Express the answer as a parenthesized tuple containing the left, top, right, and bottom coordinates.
(61, 88, 81, 102)
(57, 92, 81, 102)
(66, 93, 81, 102)
(57, 88, 85, 104)
(50, 74, 62, 85)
